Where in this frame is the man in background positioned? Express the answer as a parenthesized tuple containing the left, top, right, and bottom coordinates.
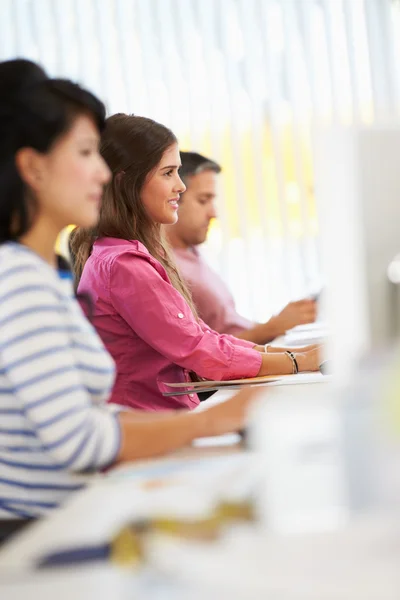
(164, 151, 316, 344)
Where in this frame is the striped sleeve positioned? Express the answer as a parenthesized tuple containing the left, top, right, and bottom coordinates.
(0, 265, 121, 471)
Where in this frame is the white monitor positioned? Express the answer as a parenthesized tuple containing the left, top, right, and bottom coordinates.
(314, 125, 400, 384)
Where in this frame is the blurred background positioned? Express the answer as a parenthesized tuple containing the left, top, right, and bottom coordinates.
(1, 0, 400, 322)
(2, 3, 400, 596)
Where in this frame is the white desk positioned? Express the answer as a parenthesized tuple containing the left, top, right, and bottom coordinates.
(1, 376, 399, 599)
(2, 516, 398, 600)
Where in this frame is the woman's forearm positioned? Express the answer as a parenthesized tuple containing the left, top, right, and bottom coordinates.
(257, 347, 319, 376)
(256, 352, 293, 376)
(116, 409, 207, 462)
(115, 386, 259, 463)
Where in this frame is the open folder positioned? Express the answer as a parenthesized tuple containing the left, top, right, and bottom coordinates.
(161, 373, 325, 397)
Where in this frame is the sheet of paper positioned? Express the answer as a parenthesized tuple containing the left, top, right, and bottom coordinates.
(163, 374, 281, 389)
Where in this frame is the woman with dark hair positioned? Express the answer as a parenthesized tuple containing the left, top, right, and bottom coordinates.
(71, 113, 320, 412)
(0, 59, 257, 539)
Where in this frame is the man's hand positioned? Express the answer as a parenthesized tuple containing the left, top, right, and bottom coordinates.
(271, 299, 317, 336)
(234, 298, 317, 344)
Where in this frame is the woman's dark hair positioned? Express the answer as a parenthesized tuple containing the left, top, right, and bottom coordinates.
(0, 58, 106, 243)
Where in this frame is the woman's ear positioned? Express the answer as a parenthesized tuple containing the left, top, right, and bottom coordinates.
(15, 147, 45, 192)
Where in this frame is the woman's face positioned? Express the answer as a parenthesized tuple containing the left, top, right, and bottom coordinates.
(26, 114, 110, 230)
(140, 143, 186, 225)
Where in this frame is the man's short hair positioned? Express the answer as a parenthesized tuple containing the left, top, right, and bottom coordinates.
(179, 151, 221, 185)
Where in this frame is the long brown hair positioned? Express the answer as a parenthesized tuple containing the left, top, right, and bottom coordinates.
(70, 113, 197, 315)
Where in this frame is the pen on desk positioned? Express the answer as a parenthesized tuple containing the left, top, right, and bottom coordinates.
(36, 526, 144, 569)
(37, 543, 110, 568)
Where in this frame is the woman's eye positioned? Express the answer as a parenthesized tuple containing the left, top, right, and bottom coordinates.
(80, 149, 92, 156)
(164, 170, 173, 177)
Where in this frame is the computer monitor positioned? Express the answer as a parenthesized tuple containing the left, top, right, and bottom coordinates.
(314, 125, 400, 384)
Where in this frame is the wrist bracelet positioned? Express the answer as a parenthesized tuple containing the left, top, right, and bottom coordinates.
(264, 344, 270, 353)
(285, 350, 299, 374)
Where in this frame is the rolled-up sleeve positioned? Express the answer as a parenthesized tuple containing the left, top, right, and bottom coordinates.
(109, 253, 262, 381)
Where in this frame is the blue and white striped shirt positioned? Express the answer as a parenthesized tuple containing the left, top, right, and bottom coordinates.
(0, 242, 121, 519)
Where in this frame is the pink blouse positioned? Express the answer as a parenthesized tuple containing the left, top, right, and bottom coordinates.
(77, 238, 262, 411)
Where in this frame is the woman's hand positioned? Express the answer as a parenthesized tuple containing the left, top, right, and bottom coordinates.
(117, 387, 261, 462)
(294, 346, 321, 372)
(201, 387, 260, 437)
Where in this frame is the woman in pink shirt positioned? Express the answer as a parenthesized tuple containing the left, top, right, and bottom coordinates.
(71, 114, 319, 411)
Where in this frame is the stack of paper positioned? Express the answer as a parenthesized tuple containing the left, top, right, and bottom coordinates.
(162, 372, 327, 396)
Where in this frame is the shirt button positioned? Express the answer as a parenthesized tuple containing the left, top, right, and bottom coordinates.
(177, 313, 184, 319)
(189, 394, 194, 398)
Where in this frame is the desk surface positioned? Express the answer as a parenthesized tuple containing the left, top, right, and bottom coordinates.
(0, 374, 328, 572)
(1, 374, 399, 600)
(0, 432, 245, 570)
(2, 375, 332, 570)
